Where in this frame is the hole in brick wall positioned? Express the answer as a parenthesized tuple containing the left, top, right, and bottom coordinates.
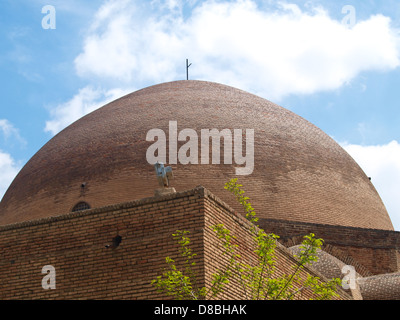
(105, 235, 122, 249)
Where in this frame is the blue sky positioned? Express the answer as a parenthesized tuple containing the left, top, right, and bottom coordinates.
(1, 0, 400, 230)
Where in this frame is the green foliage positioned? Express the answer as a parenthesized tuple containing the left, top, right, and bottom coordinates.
(151, 230, 205, 300)
(152, 178, 342, 300)
(305, 276, 343, 300)
(224, 178, 258, 227)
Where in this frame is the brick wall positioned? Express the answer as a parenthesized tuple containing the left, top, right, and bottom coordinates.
(0, 186, 351, 300)
(258, 218, 400, 276)
(201, 189, 351, 300)
(0, 188, 207, 299)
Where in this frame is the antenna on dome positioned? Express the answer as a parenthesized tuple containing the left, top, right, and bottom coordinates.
(186, 59, 192, 80)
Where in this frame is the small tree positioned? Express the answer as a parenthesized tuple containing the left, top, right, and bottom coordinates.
(152, 179, 342, 300)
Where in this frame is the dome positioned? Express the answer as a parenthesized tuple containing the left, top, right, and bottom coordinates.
(0, 81, 394, 230)
(358, 272, 400, 300)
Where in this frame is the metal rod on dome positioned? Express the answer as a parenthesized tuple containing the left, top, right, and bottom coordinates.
(186, 59, 192, 80)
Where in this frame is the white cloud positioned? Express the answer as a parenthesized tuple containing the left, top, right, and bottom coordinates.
(0, 119, 26, 146)
(342, 140, 400, 231)
(0, 119, 17, 139)
(44, 86, 132, 135)
(0, 120, 25, 199)
(47, 0, 400, 135)
(73, 0, 400, 100)
(75, 0, 186, 84)
(0, 151, 21, 201)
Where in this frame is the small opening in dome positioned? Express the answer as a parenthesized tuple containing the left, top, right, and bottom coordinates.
(72, 201, 91, 212)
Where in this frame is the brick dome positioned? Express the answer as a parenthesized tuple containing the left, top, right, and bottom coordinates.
(0, 81, 394, 230)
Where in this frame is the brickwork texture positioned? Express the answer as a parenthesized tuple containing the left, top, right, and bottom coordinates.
(0, 187, 353, 300)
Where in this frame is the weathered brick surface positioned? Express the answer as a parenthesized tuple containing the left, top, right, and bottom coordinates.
(0, 189, 206, 299)
(259, 218, 400, 276)
(0, 187, 351, 300)
(201, 189, 351, 300)
(358, 272, 400, 300)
